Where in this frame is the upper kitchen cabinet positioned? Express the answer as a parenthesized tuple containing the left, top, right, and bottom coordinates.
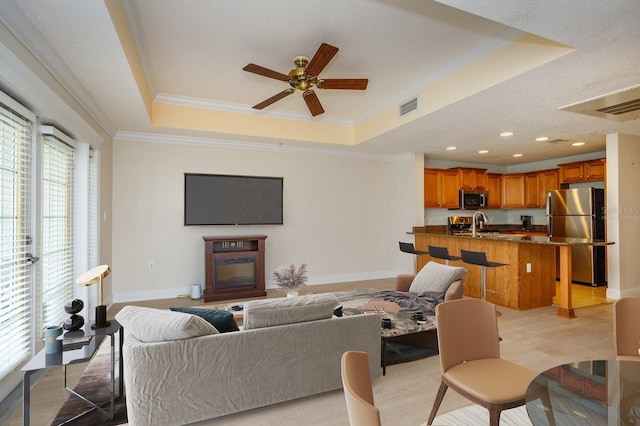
(538, 169, 559, 207)
(424, 168, 459, 208)
(524, 172, 540, 208)
(456, 167, 487, 190)
(486, 173, 502, 209)
(559, 158, 606, 183)
(502, 174, 526, 208)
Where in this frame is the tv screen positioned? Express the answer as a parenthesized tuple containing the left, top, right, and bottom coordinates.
(184, 173, 283, 226)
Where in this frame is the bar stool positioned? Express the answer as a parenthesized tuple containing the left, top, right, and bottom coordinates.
(460, 249, 508, 301)
(428, 246, 462, 266)
(398, 242, 427, 255)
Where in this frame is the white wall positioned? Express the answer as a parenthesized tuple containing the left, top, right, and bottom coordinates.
(606, 133, 640, 298)
(112, 135, 418, 302)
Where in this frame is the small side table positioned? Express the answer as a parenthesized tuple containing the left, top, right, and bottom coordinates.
(21, 320, 123, 426)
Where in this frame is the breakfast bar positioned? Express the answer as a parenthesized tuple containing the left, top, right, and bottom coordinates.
(410, 231, 614, 318)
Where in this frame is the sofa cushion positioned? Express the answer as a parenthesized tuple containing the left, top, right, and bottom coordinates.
(409, 261, 467, 294)
(243, 293, 338, 330)
(115, 305, 218, 342)
(170, 307, 239, 333)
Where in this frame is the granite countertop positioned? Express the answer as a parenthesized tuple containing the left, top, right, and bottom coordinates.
(410, 229, 613, 246)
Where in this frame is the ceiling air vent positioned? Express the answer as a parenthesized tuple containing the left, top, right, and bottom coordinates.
(559, 83, 640, 121)
(400, 98, 418, 116)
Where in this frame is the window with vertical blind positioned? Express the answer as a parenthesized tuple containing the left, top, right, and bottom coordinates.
(41, 128, 75, 330)
(0, 100, 33, 380)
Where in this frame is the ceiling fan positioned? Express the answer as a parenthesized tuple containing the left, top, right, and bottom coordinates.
(243, 43, 368, 117)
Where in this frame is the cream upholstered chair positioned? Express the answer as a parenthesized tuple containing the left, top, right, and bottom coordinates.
(427, 298, 537, 426)
(341, 351, 381, 426)
(613, 296, 640, 361)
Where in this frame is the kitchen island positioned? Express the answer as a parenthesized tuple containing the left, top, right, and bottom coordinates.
(410, 231, 614, 318)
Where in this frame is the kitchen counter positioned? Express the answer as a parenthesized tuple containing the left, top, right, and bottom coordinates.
(408, 230, 614, 317)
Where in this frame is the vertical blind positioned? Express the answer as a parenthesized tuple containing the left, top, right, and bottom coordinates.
(41, 133, 74, 329)
(0, 103, 33, 380)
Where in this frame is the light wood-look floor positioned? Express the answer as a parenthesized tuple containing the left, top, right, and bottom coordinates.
(4, 279, 613, 426)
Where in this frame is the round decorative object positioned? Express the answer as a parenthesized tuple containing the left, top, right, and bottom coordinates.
(64, 299, 84, 314)
(63, 314, 85, 331)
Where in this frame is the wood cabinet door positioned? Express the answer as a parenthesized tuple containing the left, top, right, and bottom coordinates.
(424, 169, 442, 207)
(525, 172, 540, 208)
(458, 168, 475, 189)
(560, 162, 584, 183)
(538, 169, 559, 207)
(486, 173, 502, 208)
(585, 159, 606, 181)
(441, 170, 460, 208)
(502, 174, 525, 208)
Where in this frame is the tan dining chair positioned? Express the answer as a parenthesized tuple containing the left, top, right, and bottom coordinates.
(613, 296, 640, 361)
(427, 298, 537, 426)
(341, 351, 381, 426)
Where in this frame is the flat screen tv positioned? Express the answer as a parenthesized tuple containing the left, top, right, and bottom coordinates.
(184, 173, 284, 226)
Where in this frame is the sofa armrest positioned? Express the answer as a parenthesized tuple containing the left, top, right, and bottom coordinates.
(395, 274, 415, 292)
(444, 280, 463, 302)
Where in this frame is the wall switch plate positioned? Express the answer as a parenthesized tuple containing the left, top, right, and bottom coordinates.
(526, 263, 532, 273)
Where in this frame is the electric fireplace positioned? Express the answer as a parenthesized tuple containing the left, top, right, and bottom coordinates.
(203, 236, 266, 302)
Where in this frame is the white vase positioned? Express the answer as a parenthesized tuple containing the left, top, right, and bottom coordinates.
(286, 290, 299, 298)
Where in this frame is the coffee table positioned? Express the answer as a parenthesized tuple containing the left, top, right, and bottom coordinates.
(343, 304, 438, 375)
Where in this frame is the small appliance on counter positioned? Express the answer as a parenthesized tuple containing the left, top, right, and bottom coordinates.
(447, 216, 473, 234)
(520, 215, 533, 231)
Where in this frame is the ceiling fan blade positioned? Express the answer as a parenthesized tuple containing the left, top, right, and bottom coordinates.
(305, 43, 339, 77)
(318, 79, 368, 90)
(303, 90, 325, 116)
(252, 89, 295, 110)
(243, 63, 291, 82)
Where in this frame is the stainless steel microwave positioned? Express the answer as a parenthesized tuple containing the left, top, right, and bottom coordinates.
(459, 189, 488, 209)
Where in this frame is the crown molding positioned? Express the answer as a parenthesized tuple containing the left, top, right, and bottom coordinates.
(115, 131, 413, 163)
(0, 0, 117, 137)
(154, 92, 354, 126)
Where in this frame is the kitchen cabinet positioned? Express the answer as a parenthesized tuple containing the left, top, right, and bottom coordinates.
(524, 172, 540, 208)
(456, 167, 487, 189)
(559, 158, 606, 183)
(424, 169, 459, 208)
(538, 169, 559, 207)
(502, 174, 526, 208)
(486, 173, 502, 209)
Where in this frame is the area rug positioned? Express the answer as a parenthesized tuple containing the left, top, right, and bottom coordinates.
(384, 341, 438, 366)
(431, 405, 531, 425)
(50, 342, 127, 426)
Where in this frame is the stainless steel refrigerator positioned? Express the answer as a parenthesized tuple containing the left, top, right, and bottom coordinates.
(547, 188, 606, 286)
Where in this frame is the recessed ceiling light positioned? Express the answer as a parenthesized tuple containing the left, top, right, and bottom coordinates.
(535, 136, 549, 142)
(446, 146, 457, 151)
(572, 141, 585, 146)
(500, 131, 514, 137)
(478, 150, 489, 154)
(513, 153, 523, 157)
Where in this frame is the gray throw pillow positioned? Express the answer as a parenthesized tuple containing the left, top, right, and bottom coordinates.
(115, 305, 218, 342)
(408, 261, 467, 294)
(243, 293, 338, 330)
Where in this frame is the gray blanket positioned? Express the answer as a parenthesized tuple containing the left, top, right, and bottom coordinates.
(370, 290, 444, 315)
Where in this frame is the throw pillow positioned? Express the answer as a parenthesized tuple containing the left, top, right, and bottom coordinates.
(170, 307, 239, 333)
(243, 293, 338, 330)
(115, 305, 218, 343)
(408, 261, 467, 294)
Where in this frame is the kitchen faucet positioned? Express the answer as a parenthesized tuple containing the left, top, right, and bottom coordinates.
(472, 211, 489, 237)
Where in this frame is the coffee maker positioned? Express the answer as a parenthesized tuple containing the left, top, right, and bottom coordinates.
(521, 215, 533, 231)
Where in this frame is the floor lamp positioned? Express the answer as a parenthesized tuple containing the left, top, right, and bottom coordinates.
(77, 264, 111, 329)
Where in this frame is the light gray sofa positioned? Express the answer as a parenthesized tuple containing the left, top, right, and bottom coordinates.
(115, 294, 381, 426)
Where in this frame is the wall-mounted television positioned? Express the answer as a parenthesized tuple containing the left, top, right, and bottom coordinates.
(184, 173, 284, 226)
(184, 173, 283, 226)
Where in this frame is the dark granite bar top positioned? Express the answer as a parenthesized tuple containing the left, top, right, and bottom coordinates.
(409, 229, 614, 246)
